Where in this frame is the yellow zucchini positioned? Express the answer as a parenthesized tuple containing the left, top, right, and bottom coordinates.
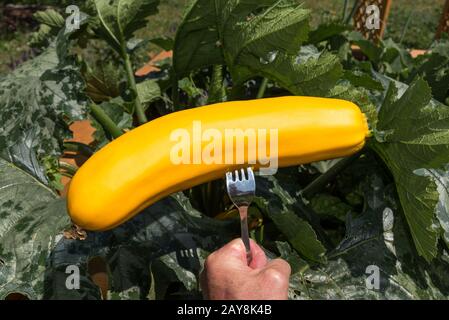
(67, 96, 369, 231)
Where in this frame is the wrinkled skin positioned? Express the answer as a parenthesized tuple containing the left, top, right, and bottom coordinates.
(200, 239, 291, 300)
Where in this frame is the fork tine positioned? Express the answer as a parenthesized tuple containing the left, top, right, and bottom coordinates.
(240, 168, 246, 180)
(247, 167, 255, 181)
(234, 169, 240, 181)
(225, 166, 256, 266)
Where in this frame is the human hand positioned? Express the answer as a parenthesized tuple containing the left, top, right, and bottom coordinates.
(200, 238, 291, 300)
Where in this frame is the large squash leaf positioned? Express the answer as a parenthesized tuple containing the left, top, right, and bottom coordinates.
(254, 173, 327, 263)
(30, 9, 65, 48)
(370, 75, 449, 261)
(43, 193, 238, 300)
(89, 0, 160, 53)
(0, 158, 70, 299)
(0, 26, 88, 163)
(0, 141, 49, 187)
(0, 21, 90, 299)
(407, 51, 449, 103)
(174, 0, 342, 96)
(0, 159, 238, 300)
(287, 175, 449, 299)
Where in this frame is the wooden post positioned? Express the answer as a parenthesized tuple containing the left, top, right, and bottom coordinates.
(353, 0, 393, 43)
(436, 0, 449, 39)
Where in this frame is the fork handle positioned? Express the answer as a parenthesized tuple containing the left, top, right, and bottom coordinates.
(238, 206, 252, 265)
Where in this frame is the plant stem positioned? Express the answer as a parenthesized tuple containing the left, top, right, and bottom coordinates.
(172, 73, 179, 110)
(301, 152, 361, 199)
(258, 224, 264, 243)
(345, 0, 360, 25)
(299, 264, 310, 274)
(63, 142, 94, 157)
(60, 172, 75, 178)
(342, 0, 349, 23)
(256, 78, 269, 99)
(59, 161, 78, 176)
(208, 65, 225, 104)
(121, 44, 147, 124)
(90, 104, 123, 139)
(399, 9, 415, 44)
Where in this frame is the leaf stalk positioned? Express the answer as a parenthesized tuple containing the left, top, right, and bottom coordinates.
(90, 104, 123, 139)
(301, 152, 362, 199)
(257, 78, 269, 99)
(120, 39, 148, 124)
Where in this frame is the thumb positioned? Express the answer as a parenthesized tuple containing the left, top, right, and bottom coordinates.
(248, 239, 268, 269)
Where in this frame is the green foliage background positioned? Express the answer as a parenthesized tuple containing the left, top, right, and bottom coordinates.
(1, 0, 449, 300)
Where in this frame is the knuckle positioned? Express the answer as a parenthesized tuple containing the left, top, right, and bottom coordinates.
(278, 259, 291, 275)
(205, 252, 218, 267)
(264, 264, 290, 287)
(264, 268, 285, 282)
(228, 241, 244, 255)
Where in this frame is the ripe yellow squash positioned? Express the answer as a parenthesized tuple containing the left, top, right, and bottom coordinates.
(67, 96, 369, 231)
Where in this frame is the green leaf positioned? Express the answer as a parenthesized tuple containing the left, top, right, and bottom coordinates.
(30, 24, 58, 49)
(309, 194, 352, 222)
(34, 9, 65, 29)
(0, 31, 88, 161)
(348, 31, 382, 62)
(178, 77, 205, 99)
(136, 79, 161, 109)
(371, 75, 449, 261)
(308, 23, 348, 44)
(380, 38, 413, 76)
(90, 0, 160, 52)
(343, 70, 384, 91)
(0, 23, 88, 291)
(207, 65, 226, 104)
(0, 158, 70, 299)
(288, 175, 449, 299)
(254, 46, 342, 96)
(174, 0, 342, 96)
(431, 40, 449, 58)
(176, 77, 208, 109)
(84, 61, 123, 103)
(90, 98, 133, 147)
(149, 37, 174, 51)
(408, 52, 449, 103)
(276, 241, 307, 275)
(43, 193, 238, 299)
(41, 156, 65, 191)
(30, 9, 88, 49)
(254, 175, 326, 263)
(126, 38, 149, 52)
(0, 141, 49, 187)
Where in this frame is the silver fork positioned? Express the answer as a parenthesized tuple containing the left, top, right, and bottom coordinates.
(225, 167, 256, 265)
